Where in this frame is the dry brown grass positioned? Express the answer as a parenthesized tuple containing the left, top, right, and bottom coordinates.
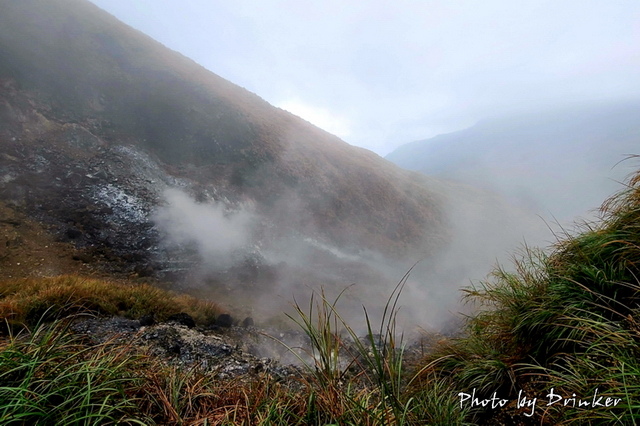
(0, 274, 407, 425)
(0, 275, 224, 326)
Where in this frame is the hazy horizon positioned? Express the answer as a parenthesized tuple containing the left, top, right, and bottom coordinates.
(87, 0, 640, 156)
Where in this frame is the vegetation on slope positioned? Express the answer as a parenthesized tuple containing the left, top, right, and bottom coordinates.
(0, 323, 141, 425)
(3, 171, 640, 424)
(416, 169, 640, 424)
(0, 275, 223, 328)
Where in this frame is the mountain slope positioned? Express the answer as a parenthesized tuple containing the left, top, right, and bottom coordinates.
(386, 102, 640, 222)
(0, 0, 447, 254)
(0, 0, 453, 308)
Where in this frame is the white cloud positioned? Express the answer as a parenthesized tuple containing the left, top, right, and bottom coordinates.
(277, 99, 352, 140)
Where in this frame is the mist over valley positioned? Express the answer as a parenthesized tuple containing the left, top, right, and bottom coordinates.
(387, 102, 640, 224)
(2, 1, 640, 423)
(1, 0, 637, 334)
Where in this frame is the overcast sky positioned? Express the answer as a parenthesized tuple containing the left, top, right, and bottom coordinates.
(88, 0, 640, 156)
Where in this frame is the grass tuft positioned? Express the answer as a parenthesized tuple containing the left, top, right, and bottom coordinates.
(0, 318, 142, 425)
(0, 275, 224, 328)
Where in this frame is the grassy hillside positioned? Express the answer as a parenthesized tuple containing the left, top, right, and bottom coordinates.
(2, 170, 640, 424)
(415, 167, 640, 424)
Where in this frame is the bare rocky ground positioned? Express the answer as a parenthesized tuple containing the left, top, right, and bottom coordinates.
(66, 312, 439, 388)
(70, 314, 307, 382)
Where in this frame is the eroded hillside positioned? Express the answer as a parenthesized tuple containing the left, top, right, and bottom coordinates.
(0, 0, 459, 317)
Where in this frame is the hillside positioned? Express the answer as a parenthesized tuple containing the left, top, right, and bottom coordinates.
(1, 170, 639, 424)
(3, 2, 639, 423)
(415, 168, 640, 424)
(386, 102, 640, 222)
(0, 0, 454, 306)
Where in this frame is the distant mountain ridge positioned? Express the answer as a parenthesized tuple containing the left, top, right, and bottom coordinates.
(386, 101, 640, 222)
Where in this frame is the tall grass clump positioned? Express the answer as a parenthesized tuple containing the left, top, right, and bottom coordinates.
(415, 169, 640, 424)
(0, 318, 142, 425)
(281, 267, 468, 425)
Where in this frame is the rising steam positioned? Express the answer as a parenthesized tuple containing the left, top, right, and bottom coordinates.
(153, 188, 255, 268)
(151, 181, 552, 335)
